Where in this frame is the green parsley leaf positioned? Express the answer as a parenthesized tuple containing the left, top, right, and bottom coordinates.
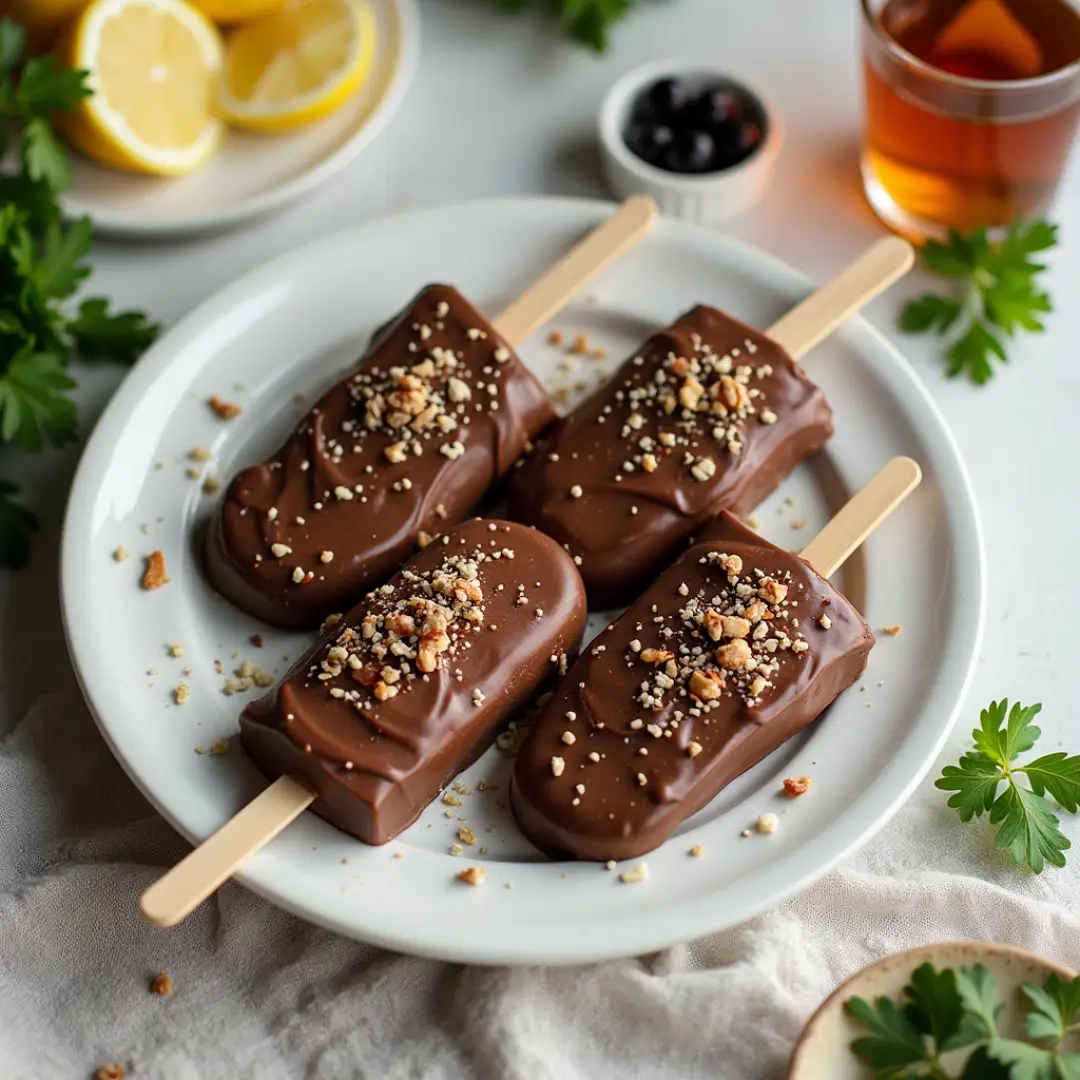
(482, 0, 636, 50)
(68, 297, 159, 362)
(1022, 975, 1080, 1043)
(974, 700, 1041, 765)
(0, 18, 27, 74)
(959, 1045, 1012, 1079)
(845, 994, 930, 1071)
(904, 962, 965, 1053)
(20, 117, 72, 194)
(15, 55, 92, 114)
(0, 480, 37, 570)
(936, 700, 1079, 873)
(0, 346, 78, 452)
(900, 294, 963, 335)
(955, 965, 1004, 1044)
(990, 783, 1069, 873)
(33, 216, 93, 301)
(899, 219, 1057, 384)
(987, 1038, 1056, 1080)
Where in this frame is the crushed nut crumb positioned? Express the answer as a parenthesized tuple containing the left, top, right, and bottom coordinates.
(113, 545, 130, 563)
(457, 866, 486, 886)
(142, 551, 169, 590)
(619, 863, 648, 884)
(208, 395, 242, 419)
(783, 776, 811, 798)
(757, 812, 779, 834)
(150, 971, 173, 996)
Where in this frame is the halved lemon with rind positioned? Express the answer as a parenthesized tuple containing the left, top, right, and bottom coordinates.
(59, 0, 224, 177)
(218, 0, 376, 132)
(188, 0, 287, 24)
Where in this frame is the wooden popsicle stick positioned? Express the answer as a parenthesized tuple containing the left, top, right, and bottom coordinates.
(800, 457, 922, 578)
(140, 775, 314, 927)
(767, 237, 914, 360)
(140, 201, 660, 929)
(493, 194, 657, 346)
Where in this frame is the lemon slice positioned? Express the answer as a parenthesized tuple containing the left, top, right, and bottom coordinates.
(219, 0, 376, 132)
(60, 0, 224, 177)
(189, 0, 286, 23)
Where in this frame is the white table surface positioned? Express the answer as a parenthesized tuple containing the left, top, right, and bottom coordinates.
(7, 0, 1080, 959)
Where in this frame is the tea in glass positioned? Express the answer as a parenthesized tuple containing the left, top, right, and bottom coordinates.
(862, 0, 1080, 237)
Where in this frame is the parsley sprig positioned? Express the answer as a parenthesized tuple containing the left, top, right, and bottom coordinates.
(936, 701, 1080, 873)
(848, 961, 1080, 1079)
(0, 17, 158, 567)
(489, 0, 635, 51)
(900, 220, 1056, 385)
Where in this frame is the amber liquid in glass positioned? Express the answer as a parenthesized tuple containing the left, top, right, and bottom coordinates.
(864, 0, 1080, 230)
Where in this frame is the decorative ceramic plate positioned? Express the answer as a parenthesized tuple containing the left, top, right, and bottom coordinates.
(60, 0, 420, 239)
(61, 197, 984, 964)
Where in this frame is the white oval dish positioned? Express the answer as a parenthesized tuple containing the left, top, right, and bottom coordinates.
(61, 197, 984, 965)
(789, 941, 1078, 1079)
(599, 59, 783, 226)
(60, 0, 420, 240)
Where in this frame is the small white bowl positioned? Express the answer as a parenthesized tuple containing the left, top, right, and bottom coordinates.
(788, 941, 1078, 1079)
(598, 59, 783, 227)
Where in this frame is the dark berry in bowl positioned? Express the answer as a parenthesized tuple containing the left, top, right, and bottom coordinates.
(624, 122, 674, 167)
(664, 130, 717, 174)
(623, 76, 769, 176)
(691, 86, 742, 128)
(638, 77, 691, 121)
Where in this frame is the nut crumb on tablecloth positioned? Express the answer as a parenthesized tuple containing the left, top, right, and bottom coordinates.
(150, 971, 173, 996)
(457, 827, 477, 846)
(757, 813, 779, 834)
(882, 625, 902, 636)
(95, 1066, 125, 1080)
(174, 682, 190, 705)
(689, 844, 703, 857)
(619, 864, 648, 884)
(113, 545, 129, 562)
(457, 866, 485, 886)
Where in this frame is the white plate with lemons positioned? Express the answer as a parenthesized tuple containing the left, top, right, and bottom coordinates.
(38, 0, 419, 238)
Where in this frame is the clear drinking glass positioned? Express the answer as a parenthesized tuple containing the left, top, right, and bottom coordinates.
(861, 0, 1080, 239)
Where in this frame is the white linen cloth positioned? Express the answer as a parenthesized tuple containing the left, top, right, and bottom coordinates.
(4, 689, 1080, 1080)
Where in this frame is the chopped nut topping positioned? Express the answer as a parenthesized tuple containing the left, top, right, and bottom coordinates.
(458, 827, 477, 846)
(384, 441, 408, 464)
(569, 484, 583, 499)
(320, 551, 334, 564)
(716, 639, 752, 670)
(142, 551, 169, 590)
(688, 670, 723, 701)
(561, 731, 576, 745)
(640, 648, 674, 664)
(551, 756, 565, 777)
(457, 866, 486, 886)
(687, 741, 703, 757)
(818, 614, 832, 630)
(783, 775, 812, 798)
(208, 395, 242, 419)
(270, 543, 292, 558)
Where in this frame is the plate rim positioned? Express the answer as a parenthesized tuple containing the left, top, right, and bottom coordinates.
(59, 0, 421, 240)
(60, 195, 986, 964)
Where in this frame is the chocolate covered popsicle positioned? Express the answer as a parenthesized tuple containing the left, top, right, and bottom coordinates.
(509, 305, 832, 609)
(207, 285, 556, 629)
(240, 518, 587, 845)
(508, 238, 915, 609)
(510, 513, 873, 863)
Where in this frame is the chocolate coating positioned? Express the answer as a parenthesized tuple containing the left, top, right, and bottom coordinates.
(509, 306, 832, 608)
(241, 519, 586, 846)
(510, 513, 872, 862)
(207, 285, 556, 629)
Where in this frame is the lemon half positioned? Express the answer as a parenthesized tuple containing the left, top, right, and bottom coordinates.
(219, 0, 376, 132)
(60, 0, 224, 177)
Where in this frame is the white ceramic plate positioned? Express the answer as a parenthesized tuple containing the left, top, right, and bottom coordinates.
(60, 0, 420, 239)
(61, 197, 984, 965)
